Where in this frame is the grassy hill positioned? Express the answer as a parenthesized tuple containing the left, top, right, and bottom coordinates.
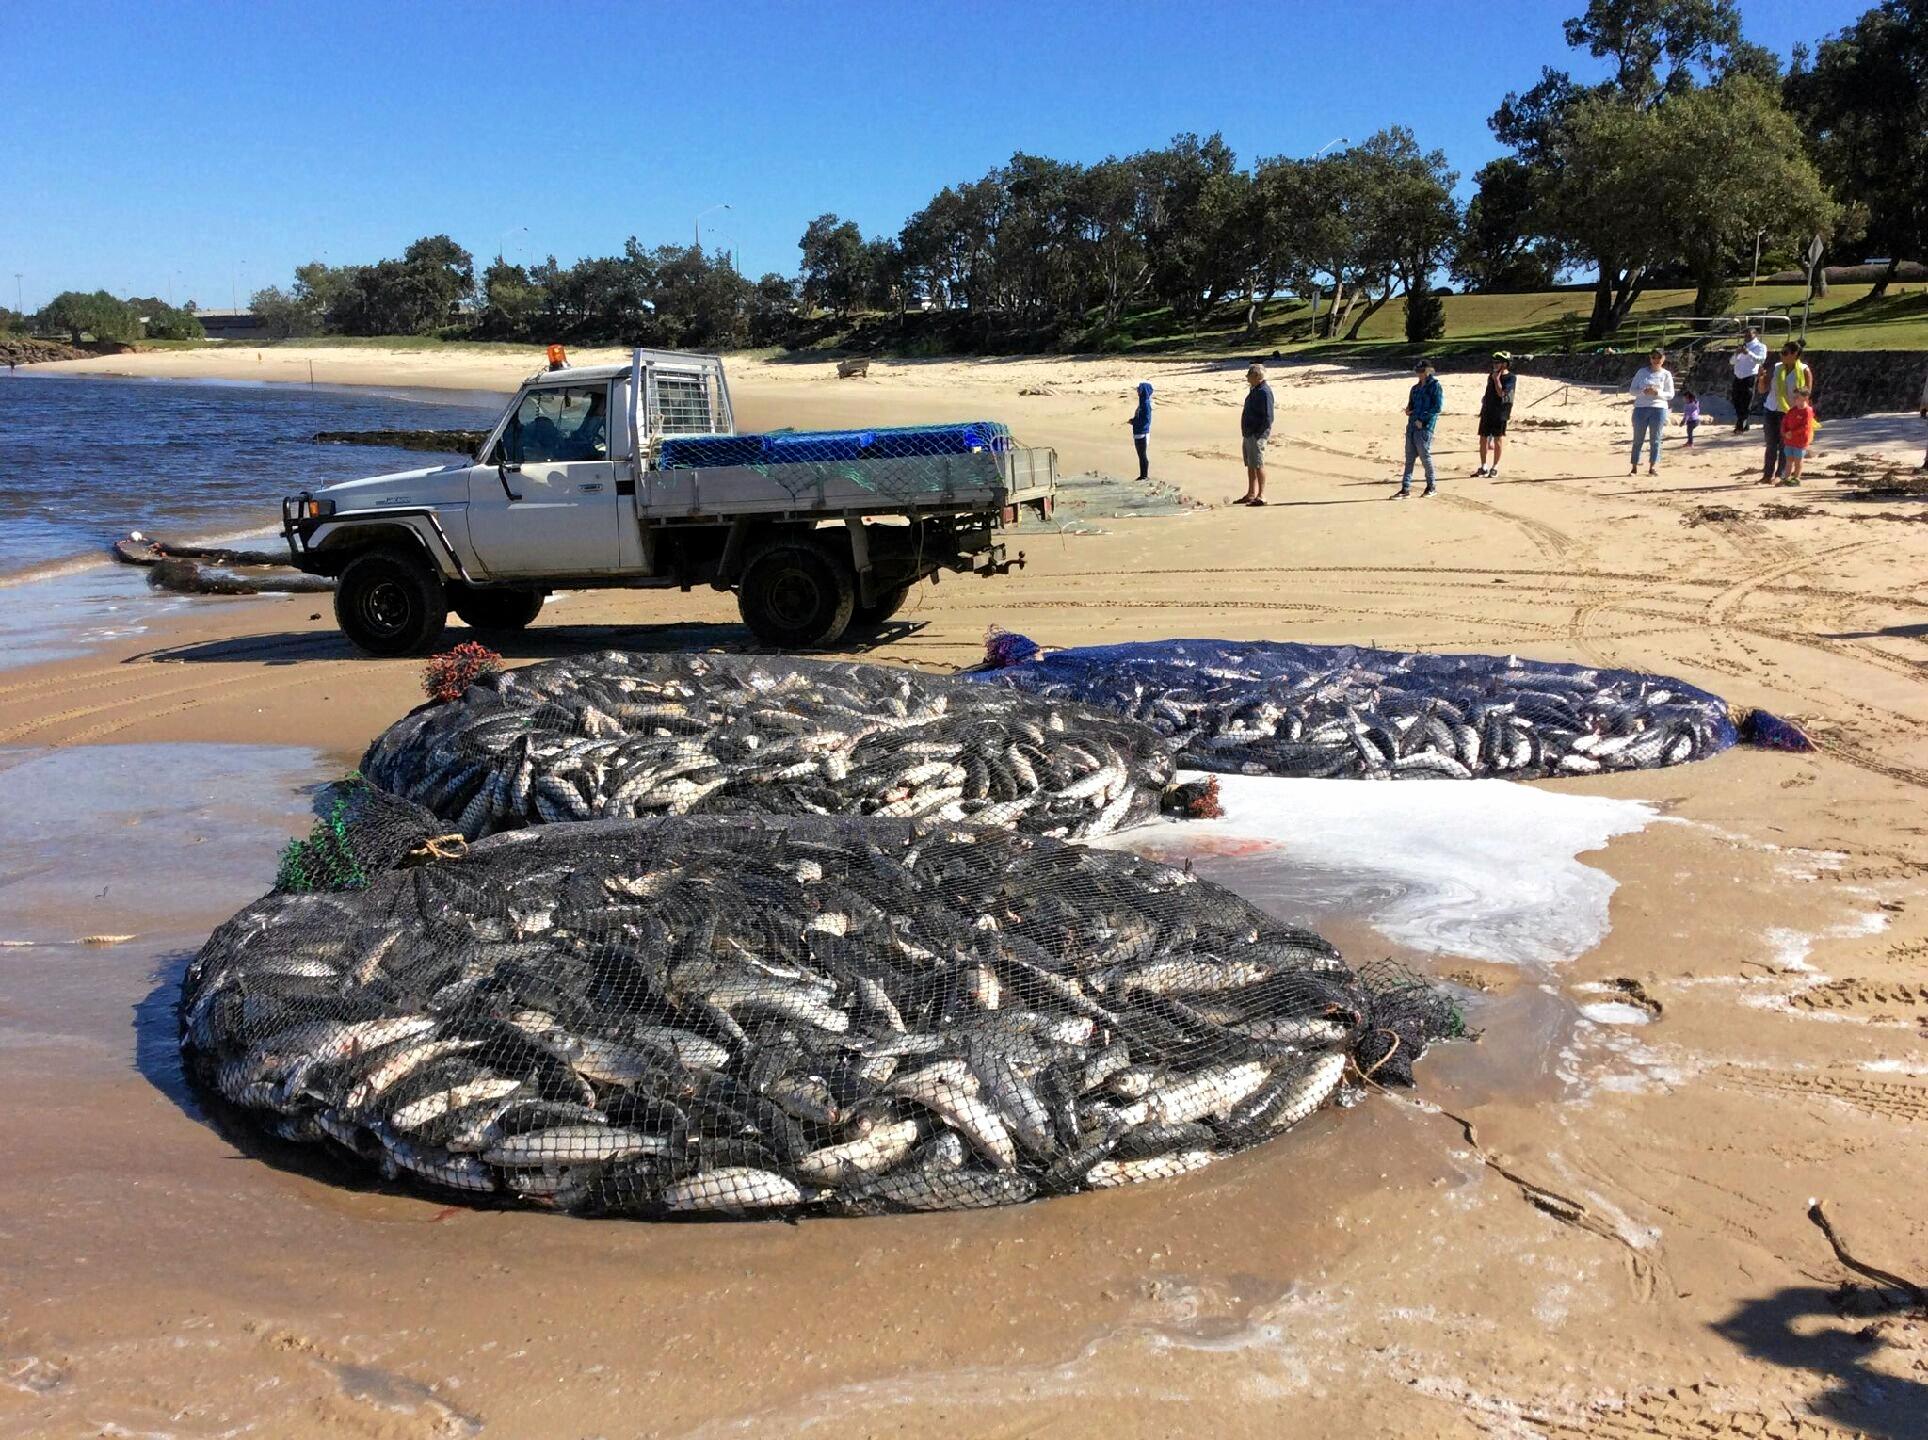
(1097, 281, 1928, 359)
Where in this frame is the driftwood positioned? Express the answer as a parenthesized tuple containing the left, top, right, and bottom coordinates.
(1808, 1198, 1928, 1309)
(112, 532, 336, 595)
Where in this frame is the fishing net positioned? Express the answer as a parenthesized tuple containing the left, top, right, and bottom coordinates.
(650, 421, 1023, 511)
(968, 632, 1808, 779)
(180, 814, 1459, 1217)
(361, 652, 1176, 842)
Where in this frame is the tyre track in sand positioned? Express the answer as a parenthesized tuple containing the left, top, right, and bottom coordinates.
(0, 667, 321, 747)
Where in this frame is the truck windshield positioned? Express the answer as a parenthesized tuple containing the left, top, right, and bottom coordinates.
(500, 385, 609, 464)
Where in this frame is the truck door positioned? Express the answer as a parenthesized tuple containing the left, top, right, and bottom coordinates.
(466, 381, 621, 576)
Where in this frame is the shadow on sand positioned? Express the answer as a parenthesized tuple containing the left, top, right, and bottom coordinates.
(1711, 1285, 1928, 1440)
(128, 619, 929, 666)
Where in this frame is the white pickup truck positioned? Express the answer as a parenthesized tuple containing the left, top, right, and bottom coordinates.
(282, 349, 1057, 654)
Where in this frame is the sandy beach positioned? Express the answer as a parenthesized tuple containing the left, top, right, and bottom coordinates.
(4, 347, 1927, 1439)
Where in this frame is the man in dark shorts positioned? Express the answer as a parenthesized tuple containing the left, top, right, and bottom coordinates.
(1474, 352, 1515, 477)
(1237, 364, 1275, 505)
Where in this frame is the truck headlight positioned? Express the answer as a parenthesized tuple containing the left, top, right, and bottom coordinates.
(294, 497, 336, 519)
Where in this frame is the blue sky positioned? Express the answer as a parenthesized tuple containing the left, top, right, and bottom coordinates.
(0, 0, 1872, 312)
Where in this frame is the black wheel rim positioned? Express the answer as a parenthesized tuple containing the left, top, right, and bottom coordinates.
(765, 566, 823, 631)
(357, 578, 412, 638)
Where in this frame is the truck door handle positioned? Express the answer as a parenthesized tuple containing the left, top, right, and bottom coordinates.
(579, 482, 605, 493)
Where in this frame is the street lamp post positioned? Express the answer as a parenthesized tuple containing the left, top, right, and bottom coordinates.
(1751, 226, 1768, 288)
(499, 225, 528, 264)
(1312, 135, 1349, 158)
(695, 203, 731, 252)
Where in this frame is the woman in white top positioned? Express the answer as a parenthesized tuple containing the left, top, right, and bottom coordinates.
(1628, 348, 1676, 477)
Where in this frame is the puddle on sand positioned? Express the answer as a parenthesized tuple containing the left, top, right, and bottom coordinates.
(0, 744, 326, 1085)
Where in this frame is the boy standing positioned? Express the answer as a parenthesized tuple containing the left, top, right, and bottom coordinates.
(1778, 389, 1815, 486)
(1398, 358, 1443, 498)
(1127, 381, 1153, 481)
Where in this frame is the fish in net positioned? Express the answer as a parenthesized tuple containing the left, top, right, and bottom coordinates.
(179, 816, 1459, 1217)
(971, 632, 1811, 778)
(362, 652, 1176, 842)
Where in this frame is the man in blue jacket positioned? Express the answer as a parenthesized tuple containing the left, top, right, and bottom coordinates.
(1399, 358, 1443, 498)
(1237, 365, 1275, 505)
(1127, 381, 1153, 480)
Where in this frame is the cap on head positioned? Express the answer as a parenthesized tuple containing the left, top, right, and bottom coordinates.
(1414, 358, 1433, 373)
(1491, 351, 1511, 363)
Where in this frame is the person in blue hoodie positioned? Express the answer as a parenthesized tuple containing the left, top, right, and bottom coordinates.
(1398, 358, 1444, 499)
(1127, 381, 1153, 480)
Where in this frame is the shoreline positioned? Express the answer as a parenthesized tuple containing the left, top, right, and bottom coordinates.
(5, 345, 1928, 1437)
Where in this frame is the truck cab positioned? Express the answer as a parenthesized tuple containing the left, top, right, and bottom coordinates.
(284, 349, 1054, 655)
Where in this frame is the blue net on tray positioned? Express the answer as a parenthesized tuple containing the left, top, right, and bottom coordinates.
(657, 421, 1013, 471)
(965, 633, 1798, 780)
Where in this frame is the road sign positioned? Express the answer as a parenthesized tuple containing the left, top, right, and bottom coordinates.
(1806, 233, 1826, 269)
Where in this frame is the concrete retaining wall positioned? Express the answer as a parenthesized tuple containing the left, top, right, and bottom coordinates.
(1427, 349, 1928, 419)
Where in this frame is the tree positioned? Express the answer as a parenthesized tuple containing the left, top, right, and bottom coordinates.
(1454, 158, 1562, 291)
(476, 261, 545, 339)
(250, 285, 320, 339)
(1491, 0, 1813, 338)
(39, 290, 137, 344)
(1562, 0, 1745, 101)
(1405, 286, 1447, 343)
(1302, 130, 1458, 341)
(1663, 78, 1836, 315)
(1785, 1, 1928, 297)
(124, 297, 205, 340)
(798, 214, 866, 316)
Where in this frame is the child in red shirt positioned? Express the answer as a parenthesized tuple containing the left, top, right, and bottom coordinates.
(1778, 389, 1815, 486)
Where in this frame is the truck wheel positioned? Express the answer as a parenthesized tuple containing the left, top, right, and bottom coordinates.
(737, 540, 856, 648)
(335, 549, 447, 657)
(849, 583, 912, 629)
(452, 587, 544, 633)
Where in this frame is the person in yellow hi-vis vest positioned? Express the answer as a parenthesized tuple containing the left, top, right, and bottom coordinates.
(1756, 340, 1815, 484)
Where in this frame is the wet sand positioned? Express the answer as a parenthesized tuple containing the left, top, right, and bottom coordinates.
(3, 351, 1927, 1438)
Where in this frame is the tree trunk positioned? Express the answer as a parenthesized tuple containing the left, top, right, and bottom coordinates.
(1583, 271, 1616, 342)
(1322, 276, 1348, 339)
(1343, 285, 1394, 342)
(1870, 255, 1900, 299)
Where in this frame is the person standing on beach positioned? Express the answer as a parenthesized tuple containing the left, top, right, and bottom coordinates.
(1917, 366, 1927, 472)
(1757, 340, 1814, 484)
(1729, 326, 1767, 432)
(1628, 347, 1674, 477)
(1473, 352, 1515, 477)
(1777, 388, 1815, 486)
(1237, 365, 1275, 506)
(1127, 381, 1153, 481)
(1398, 358, 1443, 498)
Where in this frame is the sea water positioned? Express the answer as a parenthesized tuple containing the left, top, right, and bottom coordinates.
(0, 372, 496, 578)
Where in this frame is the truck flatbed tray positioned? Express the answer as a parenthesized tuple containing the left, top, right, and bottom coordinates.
(657, 420, 1013, 470)
(640, 446, 1054, 518)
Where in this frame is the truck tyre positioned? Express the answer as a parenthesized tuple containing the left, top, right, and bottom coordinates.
(736, 540, 856, 648)
(849, 583, 912, 629)
(335, 549, 448, 657)
(452, 586, 544, 634)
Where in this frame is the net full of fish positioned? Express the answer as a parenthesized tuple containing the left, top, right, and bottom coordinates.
(361, 652, 1175, 842)
(179, 815, 1457, 1217)
(967, 634, 1812, 780)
